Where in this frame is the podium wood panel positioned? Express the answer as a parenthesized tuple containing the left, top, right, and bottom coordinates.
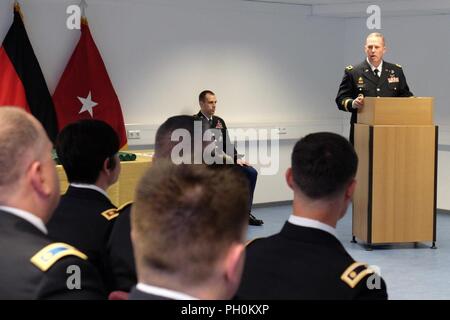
(358, 97, 433, 125)
(353, 124, 436, 244)
(57, 150, 153, 206)
(353, 125, 370, 242)
(372, 126, 435, 243)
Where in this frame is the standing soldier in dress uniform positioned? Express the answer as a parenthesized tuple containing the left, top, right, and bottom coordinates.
(335, 32, 413, 144)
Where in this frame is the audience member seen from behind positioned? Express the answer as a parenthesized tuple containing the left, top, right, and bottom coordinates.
(0, 107, 106, 299)
(47, 119, 121, 291)
(236, 132, 388, 300)
(107, 115, 199, 292)
(129, 161, 249, 300)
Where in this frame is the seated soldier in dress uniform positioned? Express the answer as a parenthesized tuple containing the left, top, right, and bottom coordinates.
(236, 132, 388, 300)
(194, 90, 263, 226)
(47, 119, 121, 291)
(0, 107, 106, 299)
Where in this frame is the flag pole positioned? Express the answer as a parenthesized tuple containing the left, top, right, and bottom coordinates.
(13, 0, 24, 20)
(79, 0, 88, 25)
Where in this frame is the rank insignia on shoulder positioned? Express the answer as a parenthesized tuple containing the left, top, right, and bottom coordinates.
(101, 208, 120, 221)
(345, 65, 353, 71)
(31, 243, 87, 272)
(340, 262, 375, 288)
(395, 64, 402, 68)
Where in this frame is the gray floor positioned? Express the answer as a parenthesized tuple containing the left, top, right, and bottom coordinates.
(247, 204, 450, 300)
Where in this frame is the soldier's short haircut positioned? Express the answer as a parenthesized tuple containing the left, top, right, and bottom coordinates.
(56, 119, 119, 184)
(0, 107, 44, 187)
(132, 161, 248, 285)
(366, 32, 385, 45)
(291, 132, 358, 199)
(154, 115, 196, 160)
(199, 90, 215, 102)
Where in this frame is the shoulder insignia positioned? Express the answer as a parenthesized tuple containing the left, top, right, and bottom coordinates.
(117, 201, 133, 212)
(395, 64, 402, 68)
(245, 238, 262, 247)
(340, 262, 375, 288)
(101, 207, 120, 221)
(345, 65, 353, 71)
(31, 243, 87, 272)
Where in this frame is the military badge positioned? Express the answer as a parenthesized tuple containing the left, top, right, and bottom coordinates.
(31, 243, 87, 272)
(388, 76, 399, 83)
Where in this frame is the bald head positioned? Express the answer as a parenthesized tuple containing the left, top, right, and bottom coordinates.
(0, 107, 48, 190)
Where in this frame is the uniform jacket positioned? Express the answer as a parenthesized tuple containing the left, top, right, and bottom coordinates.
(335, 60, 413, 142)
(0, 210, 106, 299)
(107, 202, 136, 292)
(194, 111, 239, 162)
(47, 186, 118, 290)
(236, 222, 388, 300)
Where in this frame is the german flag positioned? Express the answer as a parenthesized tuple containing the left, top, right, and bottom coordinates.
(0, 3, 58, 142)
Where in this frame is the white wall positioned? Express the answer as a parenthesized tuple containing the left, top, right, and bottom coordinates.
(0, 0, 345, 125)
(2, 1, 447, 208)
(0, 0, 346, 204)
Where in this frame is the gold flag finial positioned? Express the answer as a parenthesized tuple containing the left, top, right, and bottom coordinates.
(13, 1, 24, 20)
(79, 0, 88, 25)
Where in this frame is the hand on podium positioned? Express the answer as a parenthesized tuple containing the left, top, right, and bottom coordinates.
(352, 94, 364, 110)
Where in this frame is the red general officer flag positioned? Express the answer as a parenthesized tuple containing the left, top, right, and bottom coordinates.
(0, 4, 58, 142)
(53, 18, 127, 148)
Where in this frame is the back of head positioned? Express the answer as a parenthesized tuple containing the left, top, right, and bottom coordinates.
(131, 161, 249, 287)
(0, 107, 44, 199)
(154, 115, 196, 161)
(291, 132, 358, 200)
(56, 119, 119, 184)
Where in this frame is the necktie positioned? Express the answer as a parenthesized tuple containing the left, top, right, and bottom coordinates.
(208, 118, 213, 128)
(374, 69, 379, 77)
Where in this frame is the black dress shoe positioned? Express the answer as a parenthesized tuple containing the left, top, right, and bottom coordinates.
(249, 213, 264, 226)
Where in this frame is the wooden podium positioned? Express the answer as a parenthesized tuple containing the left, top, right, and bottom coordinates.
(352, 97, 437, 248)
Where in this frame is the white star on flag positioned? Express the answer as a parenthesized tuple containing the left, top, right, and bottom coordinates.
(78, 91, 98, 117)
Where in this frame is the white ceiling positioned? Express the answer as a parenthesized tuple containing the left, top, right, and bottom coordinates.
(244, 0, 386, 4)
(242, 0, 450, 17)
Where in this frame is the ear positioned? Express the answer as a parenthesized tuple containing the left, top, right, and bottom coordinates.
(102, 157, 112, 174)
(224, 243, 245, 289)
(285, 167, 294, 190)
(29, 161, 51, 197)
(345, 179, 357, 201)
